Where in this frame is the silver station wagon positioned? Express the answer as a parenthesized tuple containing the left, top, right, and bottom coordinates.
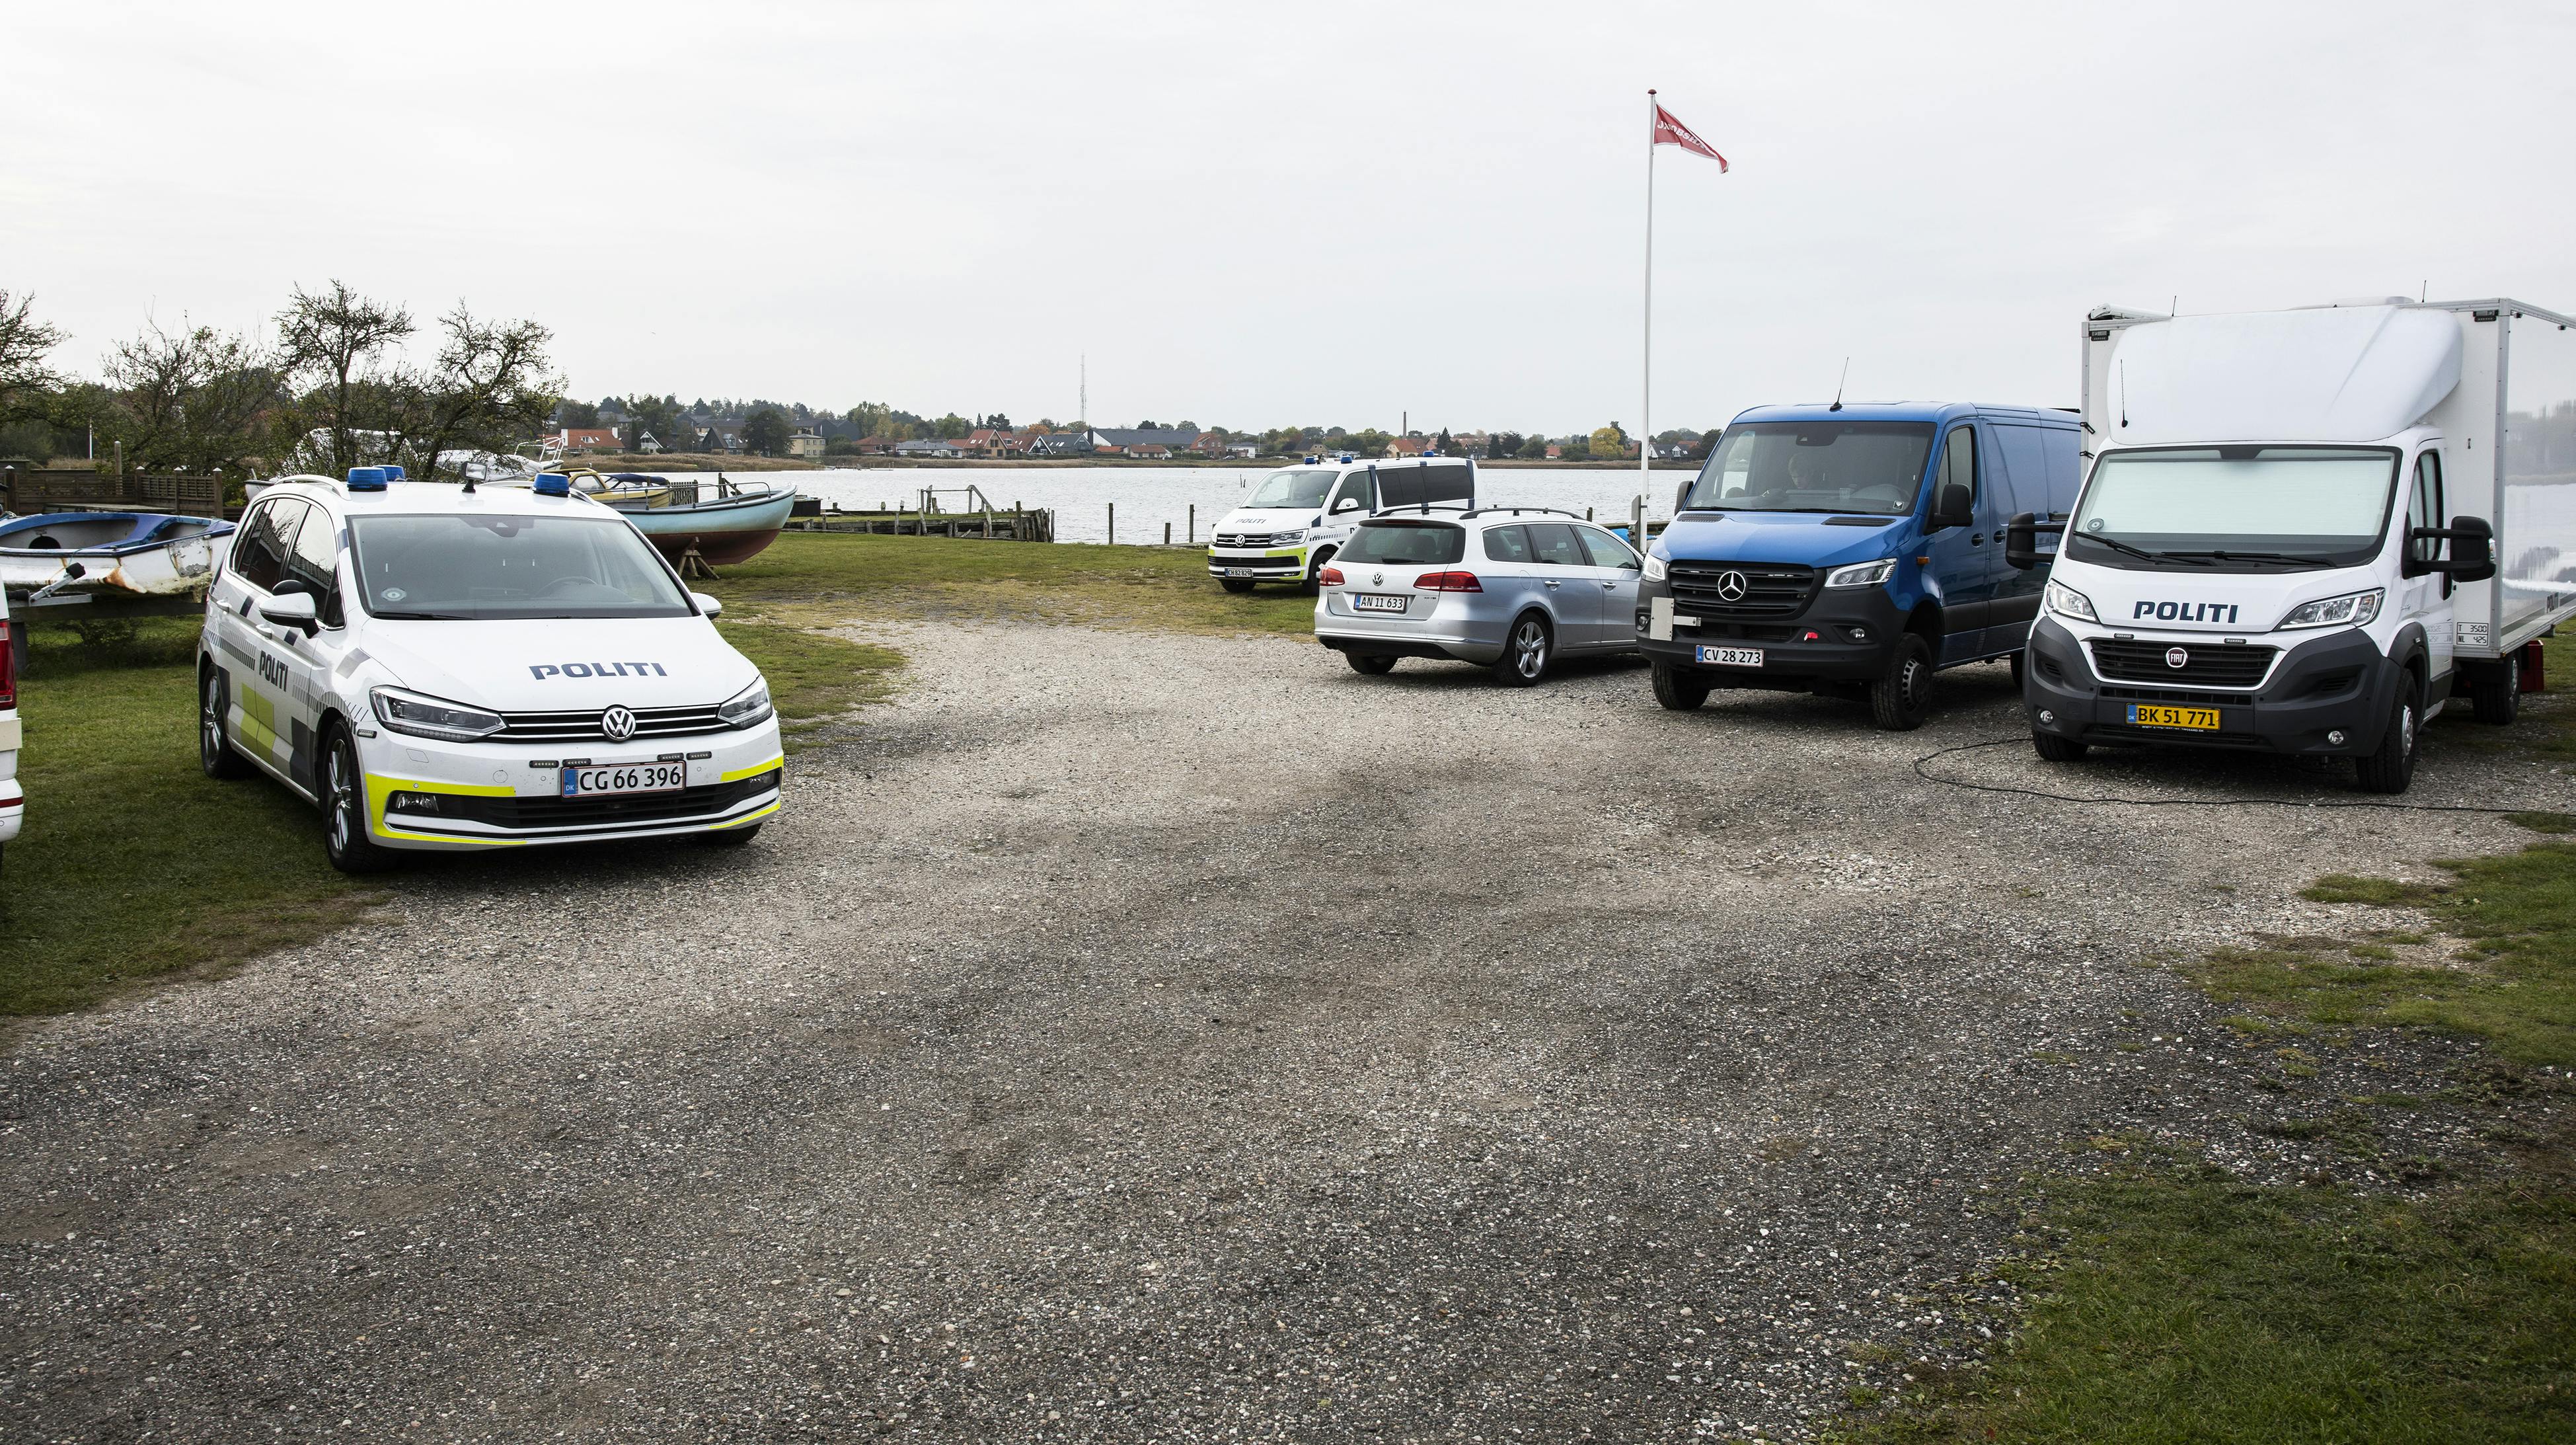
(1312, 509, 1644, 684)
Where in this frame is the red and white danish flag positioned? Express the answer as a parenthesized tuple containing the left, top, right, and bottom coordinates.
(1651, 103, 1728, 171)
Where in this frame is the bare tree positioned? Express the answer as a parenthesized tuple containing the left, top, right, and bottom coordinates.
(412, 305, 560, 479)
(98, 321, 283, 475)
(0, 289, 66, 419)
(276, 280, 412, 476)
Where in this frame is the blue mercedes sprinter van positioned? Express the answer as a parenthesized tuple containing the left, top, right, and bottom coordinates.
(1634, 403, 2082, 729)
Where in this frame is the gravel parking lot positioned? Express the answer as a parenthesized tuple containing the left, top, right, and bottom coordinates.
(5, 621, 2567, 1442)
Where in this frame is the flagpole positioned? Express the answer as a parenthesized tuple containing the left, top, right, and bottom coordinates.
(1641, 89, 1656, 499)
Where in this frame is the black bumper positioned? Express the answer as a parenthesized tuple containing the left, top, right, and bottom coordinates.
(2023, 617, 2402, 756)
(1632, 584, 1908, 686)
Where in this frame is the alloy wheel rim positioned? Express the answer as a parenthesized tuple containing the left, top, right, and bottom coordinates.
(1516, 623, 1545, 677)
(328, 748, 354, 853)
(201, 682, 220, 761)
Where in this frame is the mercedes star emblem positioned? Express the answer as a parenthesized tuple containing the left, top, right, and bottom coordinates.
(1715, 570, 1750, 602)
(2165, 647, 2189, 670)
(601, 705, 638, 740)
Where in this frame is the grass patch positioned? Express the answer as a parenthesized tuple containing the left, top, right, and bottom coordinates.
(1833, 1157, 2576, 1444)
(714, 621, 903, 752)
(0, 620, 375, 1017)
(701, 532, 1318, 637)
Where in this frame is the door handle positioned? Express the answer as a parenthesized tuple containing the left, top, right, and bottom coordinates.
(1542, 579, 1560, 588)
(1969, 533, 1985, 545)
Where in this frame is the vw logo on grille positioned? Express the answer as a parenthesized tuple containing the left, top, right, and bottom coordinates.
(1714, 570, 1751, 602)
(601, 705, 638, 740)
(2165, 647, 2190, 670)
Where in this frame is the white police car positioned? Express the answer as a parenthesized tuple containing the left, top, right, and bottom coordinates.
(198, 468, 783, 872)
(1207, 455, 1477, 591)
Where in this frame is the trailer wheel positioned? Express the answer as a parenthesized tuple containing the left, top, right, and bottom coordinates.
(2468, 654, 2521, 726)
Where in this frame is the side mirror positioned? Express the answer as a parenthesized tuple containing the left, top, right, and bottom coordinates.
(2434, 515, 2496, 583)
(258, 591, 319, 632)
(2003, 510, 2066, 570)
(1930, 483, 1973, 531)
(1332, 496, 1363, 514)
(693, 591, 724, 617)
(1673, 482, 1690, 513)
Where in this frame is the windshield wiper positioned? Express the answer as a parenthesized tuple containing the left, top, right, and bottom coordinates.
(369, 609, 471, 620)
(2076, 533, 2211, 566)
(2158, 549, 2335, 568)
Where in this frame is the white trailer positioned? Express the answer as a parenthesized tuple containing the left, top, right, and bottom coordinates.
(2012, 297, 2576, 792)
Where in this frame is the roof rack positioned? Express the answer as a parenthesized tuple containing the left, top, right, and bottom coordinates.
(1460, 505, 1584, 520)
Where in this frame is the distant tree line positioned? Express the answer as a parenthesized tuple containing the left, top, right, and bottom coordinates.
(0, 283, 560, 481)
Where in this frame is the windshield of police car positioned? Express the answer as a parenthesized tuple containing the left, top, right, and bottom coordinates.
(1681, 422, 1935, 515)
(1245, 469, 1337, 509)
(346, 514, 694, 620)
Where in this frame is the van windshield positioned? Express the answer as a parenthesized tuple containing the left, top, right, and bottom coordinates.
(348, 514, 694, 620)
(1342, 521, 1464, 566)
(2068, 446, 2399, 570)
(1682, 422, 1934, 515)
(1246, 469, 1338, 509)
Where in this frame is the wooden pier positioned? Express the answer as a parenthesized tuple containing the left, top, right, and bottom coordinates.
(786, 483, 1055, 541)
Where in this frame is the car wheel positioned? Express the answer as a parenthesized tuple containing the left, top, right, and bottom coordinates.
(1492, 613, 1552, 687)
(1651, 662, 1708, 711)
(2031, 730, 2088, 762)
(2468, 654, 2521, 725)
(1346, 653, 1398, 676)
(1219, 578, 1256, 594)
(1868, 633, 1936, 731)
(1303, 548, 1336, 592)
(322, 725, 398, 875)
(2355, 682, 2420, 795)
(700, 823, 762, 847)
(200, 668, 254, 779)
(2008, 650, 2027, 690)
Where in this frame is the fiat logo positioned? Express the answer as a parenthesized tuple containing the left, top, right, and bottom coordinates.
(1715, 570, 1751, 601)
(601, 705, 637, 740)
(2165, 647, 2190, 669)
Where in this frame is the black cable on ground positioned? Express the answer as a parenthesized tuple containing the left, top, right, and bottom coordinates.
(1913, 737, 2558, 816)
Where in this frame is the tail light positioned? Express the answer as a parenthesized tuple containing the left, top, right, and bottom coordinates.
(1414, 570, 1482, 592)
(0, 621, 13, 709)
(1318, 566, 1344, 586)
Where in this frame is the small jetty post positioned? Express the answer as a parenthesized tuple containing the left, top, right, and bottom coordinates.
(1188, 504, 1195, 544)
(1163, 522, 1171, 545)
(1108, 502, 1116, 546)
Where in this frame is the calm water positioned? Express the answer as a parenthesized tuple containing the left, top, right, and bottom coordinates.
(641, 466, 1692, 545)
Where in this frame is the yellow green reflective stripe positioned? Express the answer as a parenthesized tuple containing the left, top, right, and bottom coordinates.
(720, 755, 786, 784)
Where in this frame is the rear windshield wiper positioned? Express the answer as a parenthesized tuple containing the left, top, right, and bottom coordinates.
(2158, 549, 2335, 568)
(2074, 533, 2210, 566)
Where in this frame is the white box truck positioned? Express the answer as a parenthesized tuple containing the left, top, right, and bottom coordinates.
(2008, 297, 2576, 793)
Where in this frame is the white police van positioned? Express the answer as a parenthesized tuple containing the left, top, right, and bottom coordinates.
(1207, 454, 1477, 591)
(198, 468, 784, 871)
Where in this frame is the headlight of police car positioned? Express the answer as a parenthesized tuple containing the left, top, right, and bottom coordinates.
(1824, 558, 1897, 589)
(368, 685, 504, 743)
(1643, 551, 1669, 582)
(2275, 588, 2383, 631)
(718, 678, 774, 728)
(1270, 528, 1307, 545)
(2043, 580, 2099, 622)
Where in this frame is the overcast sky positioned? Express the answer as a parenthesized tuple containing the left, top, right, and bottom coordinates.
(11, 1, 2571, 436)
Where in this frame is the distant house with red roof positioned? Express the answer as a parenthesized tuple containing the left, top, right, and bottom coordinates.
(552, 426, 622, 451)
(1383, 436, 1432, 459)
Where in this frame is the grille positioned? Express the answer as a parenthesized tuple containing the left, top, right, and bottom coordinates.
(392, 771, 780, 831)
(494, 703, 731, 743)
(1667, 561, 1817, 619)
(2099, 683, 2246, 707)
(1214, 531, 1295, 549)
(2088, 638, 2277, 688)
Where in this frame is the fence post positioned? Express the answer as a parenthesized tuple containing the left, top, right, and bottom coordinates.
(1108, 502, 1115, 546)
(1632, 494, 1645, 548)
(1163, 522, 1172, 546)
(1188, 504, 1195, 545)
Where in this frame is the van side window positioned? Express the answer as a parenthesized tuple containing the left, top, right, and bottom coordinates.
(285, 505, 346, 626)
(1420, 462, 1472, 502)
(1525, 522, 1585, 566)
(1937, 426, 1977, 510)
(1377, 467, 1419, 510)
(2409, 451, 2444, 572)
(229, 499, 302, 594)
(1482, 524, 1533, 563)
(1334, 472, 1376, 514)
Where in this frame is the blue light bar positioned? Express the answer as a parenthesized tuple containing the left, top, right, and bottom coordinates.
(382, 464, 407, 483)
(346, 467, 389, 491)
(532, 471, 572, 496)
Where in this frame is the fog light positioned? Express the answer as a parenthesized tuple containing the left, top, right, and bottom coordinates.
(2327, 729, 2347, 746)
(1849, 625, 1869, 641)
(2037, 709, 2056, 726)
(387, 791, 441, 814)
